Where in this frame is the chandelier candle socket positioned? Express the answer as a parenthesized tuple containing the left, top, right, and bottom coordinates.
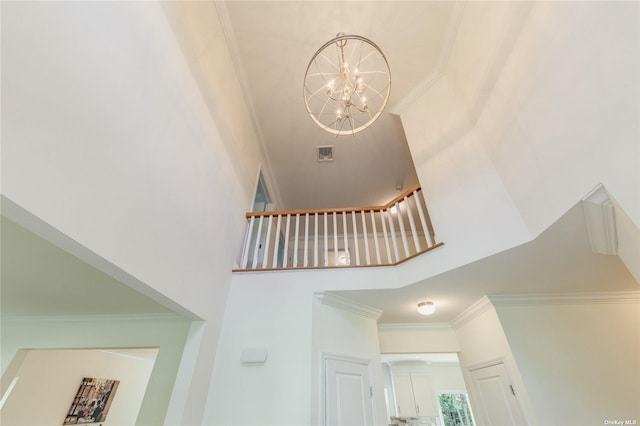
(303, 33, 391, 136)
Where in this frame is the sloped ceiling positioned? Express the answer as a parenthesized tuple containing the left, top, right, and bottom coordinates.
(1, 216, 173, 317)
(167, 1, 465, 210)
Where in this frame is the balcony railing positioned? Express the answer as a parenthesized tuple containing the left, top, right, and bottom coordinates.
(235, 184, 443, 271)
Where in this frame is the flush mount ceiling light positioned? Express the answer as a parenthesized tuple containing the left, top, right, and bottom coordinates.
(303, 33, 391, 136)
(417, 301, 437, 316)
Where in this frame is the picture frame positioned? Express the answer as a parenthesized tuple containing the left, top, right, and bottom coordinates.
(63, 377, 119, 425)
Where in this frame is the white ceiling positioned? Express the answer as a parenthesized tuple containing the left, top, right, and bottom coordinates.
(191, 1, 463, 209)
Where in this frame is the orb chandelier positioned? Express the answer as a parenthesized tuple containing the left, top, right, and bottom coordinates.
(303, 33, 391, 136)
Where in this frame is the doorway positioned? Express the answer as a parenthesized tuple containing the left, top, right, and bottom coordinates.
(246, 173, 283, 268)
(1, 348, 158, 426)
(252, 173, 273, 212)
(468, 362, 526, 425)
(381, 353, 474, 426)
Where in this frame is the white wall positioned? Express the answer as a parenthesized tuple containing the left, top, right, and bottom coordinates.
(205, 273, 312, 426)
(311, 298, 387, 426)
(1, 316, 191, 426)
(1, 1, 251, 319)
(453, 302, 538, 426)
(476, 2, 640, 234)
(495, 299, 640, 425)
(1, 348, 157, 426)
(399, 5, 532, 284)
(398, 1, 640, 287)
(1, 2, 266, 424)
(206, 269, 394, 426)
(378, 325, 460, 354)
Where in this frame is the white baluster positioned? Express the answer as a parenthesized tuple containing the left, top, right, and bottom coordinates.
(261, 215, 273, 268)
(333, 212, 339, 266)
(361, 211, 370, 265)
(405, 195, 421, 252)
(293, 214, 300, 267)
(414, 189, 432, 248)
(240, 216, 255, 269)
(370, 210, 381, 265)
(251, 216, 264, 269)
(352, 211, 360, 266)
(396, 201, 410, 258)
(381, 210, 393, 264)
(314, 213, 319, 267)
(342, 212, 349, 266)
(304, 213, 310, 267)
(272, 215, 282, 268)
(283, 215, 291, 267)
(387, 208, 400, 263)
(324, 212, 328, 267)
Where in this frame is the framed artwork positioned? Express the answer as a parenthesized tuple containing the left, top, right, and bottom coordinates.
(63, 377, 119, 425)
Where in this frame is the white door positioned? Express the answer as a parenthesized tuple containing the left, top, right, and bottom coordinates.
(469, 363, 526, 426)
(325, 356, 375, 426)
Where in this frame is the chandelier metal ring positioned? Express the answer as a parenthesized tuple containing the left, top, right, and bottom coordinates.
(303, 33, 391, 136)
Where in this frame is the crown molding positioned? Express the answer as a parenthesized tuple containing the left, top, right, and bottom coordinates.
(1, 313, 186, 325)
(449, 291, 640, 329)
(378, 323, 453, 331)
(488, 291, 640, 307)
(314, 292, 383, 320)
(450, 296, 493, 329)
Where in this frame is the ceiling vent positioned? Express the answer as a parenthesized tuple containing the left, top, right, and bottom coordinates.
(317, 145, 334, 162)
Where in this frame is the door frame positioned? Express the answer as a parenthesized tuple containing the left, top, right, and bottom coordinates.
(466, 357, 528, 426)
(321, 353, 376, 426)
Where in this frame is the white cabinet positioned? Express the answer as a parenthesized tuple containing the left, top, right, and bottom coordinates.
(394, 373, 417, 417)
(393, 372, 438, 417)
(411, 373, 438, 417)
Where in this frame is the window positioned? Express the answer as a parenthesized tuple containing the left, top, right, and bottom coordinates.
(438, 393, 475, 426)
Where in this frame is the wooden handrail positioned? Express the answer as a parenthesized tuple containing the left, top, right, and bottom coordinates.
(245, 184, 422, 218)
(382, 183, 422, 209)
